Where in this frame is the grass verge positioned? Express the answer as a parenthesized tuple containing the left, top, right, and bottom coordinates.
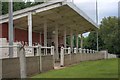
(32, 59, 118, 78)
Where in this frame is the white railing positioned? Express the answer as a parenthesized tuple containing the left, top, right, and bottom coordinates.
(63, 47, 71, 54)
(74, 48, 97, 54)
(24, 45, 54, 56)
(73, 48, 77, 53)
(0, 45, 19, 59)
(0, 44, 54, 58)
(60, 47, 97, 66)
(41, 46, 54, 55)
(60, 47, 97, 55)
(62, 48, 97, 54)
(108, 53, 117, 59)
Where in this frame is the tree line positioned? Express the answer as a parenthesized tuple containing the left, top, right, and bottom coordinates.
(1, 1, 42, 15)
(83, 16, 119, 54)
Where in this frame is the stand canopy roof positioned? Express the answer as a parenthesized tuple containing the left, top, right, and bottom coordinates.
(0, 0, 98, 35)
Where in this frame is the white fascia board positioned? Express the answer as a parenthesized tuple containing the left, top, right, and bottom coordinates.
(0, 1, 63, 24)
(0, 13, 28, 24)
(63, 2, 99, 29)
(35, 3, 62, 13)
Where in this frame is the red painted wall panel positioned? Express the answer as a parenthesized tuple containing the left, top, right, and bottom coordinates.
(1, 23, 64, 46)
(0, 24, 2, 38)
(32, 32, 40, 43)
(58, 36, 64, 46)
(14, 28, 28, 42)
(1, 23, 43, 44)
(2, 23, 8, 41)
(41, 34, 44, 46)
(15, 28, 41, 43)
(15, 29, 42, 43)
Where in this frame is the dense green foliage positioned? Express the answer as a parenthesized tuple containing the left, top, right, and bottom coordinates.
(83, 32, 104, 50)
(99, 17, 119, 54)
(1, 1, 43, 15)
(32, 59, 118, 78)
(84, 16, 119, 54)
(66, 35, 81, 48)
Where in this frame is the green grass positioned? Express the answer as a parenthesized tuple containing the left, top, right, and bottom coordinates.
(32, 59, 118, 78)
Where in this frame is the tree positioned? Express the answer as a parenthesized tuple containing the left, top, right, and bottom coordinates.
(84, 16, 119, 54)
(99, 16, 119, 54)
(1, 1, 43, 15)
(1, 2, 9, 15)
(13, 2, 26, 11)
(83, 31, 103, 50)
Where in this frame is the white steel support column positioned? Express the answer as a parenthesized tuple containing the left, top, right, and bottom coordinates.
(64, 27, 66, 53)
(70, 29, 73, 53)
(97, 31, 99, 51)
(76, 34, 79, 53)
(80, 34, 83, 49)
(44, 20, 47, 54)
(44, 20, 47, 47)
(39, 32, 42, 45)
(28, 12, 32, 46)
(96, 0, 99, 51)
(9, 0, 13, 58)
(55, 24, 59, 60)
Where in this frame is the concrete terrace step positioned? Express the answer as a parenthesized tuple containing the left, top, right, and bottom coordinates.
(54, 62, 66, 70)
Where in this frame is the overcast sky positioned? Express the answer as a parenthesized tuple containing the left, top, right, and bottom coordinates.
(74, 0, 119, 24)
